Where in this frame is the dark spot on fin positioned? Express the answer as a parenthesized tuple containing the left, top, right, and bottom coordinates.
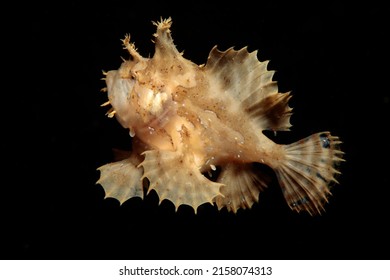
(316, 172, 328, 183)
(290, 196, 309, 208)
(320, 133, 331, 149)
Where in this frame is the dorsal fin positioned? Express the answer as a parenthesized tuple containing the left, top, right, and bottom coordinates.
(203, 46, 293, 131)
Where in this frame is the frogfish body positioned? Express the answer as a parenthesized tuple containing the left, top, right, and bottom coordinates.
(97, 18, 344, 215)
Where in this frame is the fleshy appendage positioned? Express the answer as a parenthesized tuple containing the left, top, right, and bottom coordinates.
(138, 149, 224, 213)
(214, 163, 270, 213)
(274, 132, 345, 215)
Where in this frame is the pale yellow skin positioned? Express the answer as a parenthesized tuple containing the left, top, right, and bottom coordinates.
(97, 18, 344, 215)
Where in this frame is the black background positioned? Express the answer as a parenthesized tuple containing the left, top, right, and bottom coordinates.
(5, 1, 389, 260)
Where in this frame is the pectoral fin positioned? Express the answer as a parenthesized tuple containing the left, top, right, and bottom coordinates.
(139, 150, 224, 212)
(97, 156, 144, 204)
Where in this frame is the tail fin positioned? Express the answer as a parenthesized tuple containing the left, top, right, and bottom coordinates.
(274, 132, 344, 215)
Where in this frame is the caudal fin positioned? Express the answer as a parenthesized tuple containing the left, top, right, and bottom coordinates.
(274, 132, 344, 215)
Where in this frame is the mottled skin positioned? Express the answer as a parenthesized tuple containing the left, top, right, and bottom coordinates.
(98, 18, 344, 215)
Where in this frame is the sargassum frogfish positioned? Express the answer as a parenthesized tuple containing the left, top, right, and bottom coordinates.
(97, 18, 344, 215)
